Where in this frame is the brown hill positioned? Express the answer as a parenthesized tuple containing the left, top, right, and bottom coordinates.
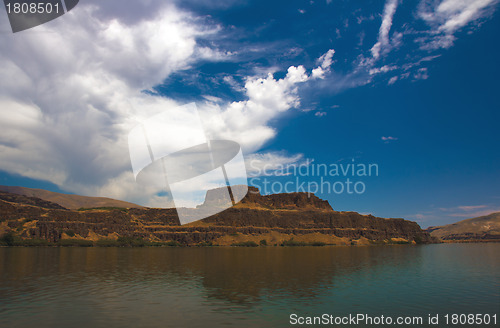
(0, 185, 142, 210)
(427, 212, 500, 242)
(0, 186, 436, 246)
(0, 191, 67, 210)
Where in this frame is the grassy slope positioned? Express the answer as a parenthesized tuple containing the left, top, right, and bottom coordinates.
(428, 212, 500, 239)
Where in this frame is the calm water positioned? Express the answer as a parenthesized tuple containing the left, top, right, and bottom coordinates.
(0, 244, 499, 327)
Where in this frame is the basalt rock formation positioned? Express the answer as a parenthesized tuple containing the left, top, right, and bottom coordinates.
(0, 186, 435, 246)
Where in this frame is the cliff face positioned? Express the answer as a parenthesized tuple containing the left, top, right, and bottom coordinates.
(238, 186, 333, 211)
(0, 187, 435, 246)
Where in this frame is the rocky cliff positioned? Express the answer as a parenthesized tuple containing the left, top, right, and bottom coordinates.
(0, 187, 435, 246)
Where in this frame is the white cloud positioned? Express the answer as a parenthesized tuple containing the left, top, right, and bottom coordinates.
(318, 49, 336, 69)
(223, 75, 245, 92)
(1, 0, 335, 206)
(196, 46, 234, 61)
(201, 95, 223, 103)
(203, 65, 310, 153)
(311, 68, 325, 79)
(345, 0, 498, 87)
(449, 208, 500, 217)
(369, 65, 398, 75)
(3, 0, 496, 206)
(371, 0, 399, 59)
(388, 76, 399, 85)
(315, 111, 327, 117)
(381, 136, 398, 142)
(312, 49, 335, 79)
(346, 0, 497, 86)
(1, 7, 322, 205)
(438, 205, 500, 218)
(457, 205, 488, 211)
(418, 0, 498, 49)
(0, 3, 225, 200)
(413, 67, 429, 80)
(353, 0, 498, 87)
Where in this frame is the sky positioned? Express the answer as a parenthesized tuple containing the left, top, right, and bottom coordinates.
(0, 0, 499, 227)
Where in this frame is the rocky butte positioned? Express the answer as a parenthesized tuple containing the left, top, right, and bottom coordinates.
(0, 186, 436, 246)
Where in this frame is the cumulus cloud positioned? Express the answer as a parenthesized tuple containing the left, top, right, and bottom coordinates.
(0, 1, 321, 205)
(318, 49, 336, 69)
(2, 0, 497, 206)
(312, 49, 335, 79)
(202, 65, 310, 153)
(0, 3, 225, 200)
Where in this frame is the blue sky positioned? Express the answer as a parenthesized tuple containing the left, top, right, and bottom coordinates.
(0, 0, 498, 227)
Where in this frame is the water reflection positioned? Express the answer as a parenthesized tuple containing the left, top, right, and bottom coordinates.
(1, 247, 420, 304)
(0, 245, 499, 328)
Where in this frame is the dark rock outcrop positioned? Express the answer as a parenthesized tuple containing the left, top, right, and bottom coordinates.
(239, 186, 333, 210)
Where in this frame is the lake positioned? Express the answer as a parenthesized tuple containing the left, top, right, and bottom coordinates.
(1, 244, 499, 327)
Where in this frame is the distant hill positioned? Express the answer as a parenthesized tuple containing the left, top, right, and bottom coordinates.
(0, 185, 142, 210)
(0, 191, 67, 210)
(427, 212, 500, 242)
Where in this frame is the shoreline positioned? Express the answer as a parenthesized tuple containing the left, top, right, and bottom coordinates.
(2, 240, 498, 247)
(0, 240, 431, 248)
